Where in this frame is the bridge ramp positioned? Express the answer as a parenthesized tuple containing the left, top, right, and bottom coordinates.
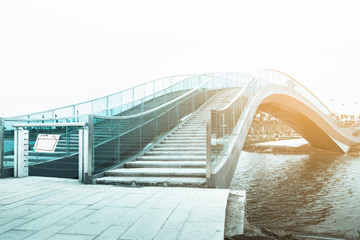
(95, 88, 241, 187)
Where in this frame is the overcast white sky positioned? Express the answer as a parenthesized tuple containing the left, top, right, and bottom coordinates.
(0, 0, 359, 117)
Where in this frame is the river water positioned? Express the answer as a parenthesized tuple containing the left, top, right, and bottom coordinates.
(230, 148, 360, 239)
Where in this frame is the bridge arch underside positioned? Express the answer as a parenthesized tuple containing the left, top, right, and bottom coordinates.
(257, 94, 345, 152)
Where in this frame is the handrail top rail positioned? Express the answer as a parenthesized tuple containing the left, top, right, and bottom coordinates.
(6, 72, 252, 121)
(211, 76, 255, 114)
(13, 122, 88, 128)
(93, 72, 251, 120)
(7, 73, 196, 119)
(212, 69, 334, 115)
(264, 69, 333, 115)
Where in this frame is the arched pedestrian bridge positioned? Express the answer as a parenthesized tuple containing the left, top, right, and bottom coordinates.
(1, 70, 359, 188)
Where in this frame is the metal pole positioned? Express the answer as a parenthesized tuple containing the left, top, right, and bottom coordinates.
(14, 128, 29, 178)
(78, 128, 84, 182)
(87, 115, 94, 182)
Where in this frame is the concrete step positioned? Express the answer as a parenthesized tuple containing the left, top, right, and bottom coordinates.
(152, 146, 205, 151)
(137, 156, 206, 161)
(161, 140, 206, 144)
(125, 161, 205, 168)
(174, 130, 205, 133)
(95, 176, 207, 187)
(170, 133, 206, 137)
(105, 168, 206, 177)
(181, 124, 206, 127)
(145, 151, 205, 156)
(157, 143, 206, 148)
(178, 128, 206, 131)
(165, 136, 205, 141)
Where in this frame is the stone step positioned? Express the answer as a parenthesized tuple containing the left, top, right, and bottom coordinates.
(125, 161, 205, 168)
(161, 140, 206, 144)
(165, 136, 205, 141)
(158, 142, 206, 147)
(152, 146, 205, 151)
(105, 168, 206, 177)
(145, 151, 205, 156)
(181, 124, 206, 126)
(137, 156, 206, 161)
(169, 133, 206, 137)
(95, 176, 207, 187)
(174, 129, 205, 133)
(176, 128, 206, 132)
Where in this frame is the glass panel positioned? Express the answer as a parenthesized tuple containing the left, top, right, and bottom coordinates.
(122, 89, 133, 105)
(108, 92, 122, 110)
(134, 85, 145, 101)
(154, 79, 163, 92)
(92, 97, 107, 114)
(144, 82, 154, 97)
(75, 102, 92, 117)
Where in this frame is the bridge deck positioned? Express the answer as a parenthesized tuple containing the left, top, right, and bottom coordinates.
(0, 177, 229, 240)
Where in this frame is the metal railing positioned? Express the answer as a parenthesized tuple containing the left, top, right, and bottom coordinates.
(8, 74, 195, 121)
(11, 122, 89, 182)
(90, 73, 250, 175)
(1, 72, 252, 180)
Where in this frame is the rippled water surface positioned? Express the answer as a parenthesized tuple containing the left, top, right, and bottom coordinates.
(230, 151, 360, 239)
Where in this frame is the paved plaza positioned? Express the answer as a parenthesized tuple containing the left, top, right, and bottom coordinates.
(0, 177, 229, 240)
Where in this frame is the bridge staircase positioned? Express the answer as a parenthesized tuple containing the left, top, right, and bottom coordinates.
(95, 88, 240, 187)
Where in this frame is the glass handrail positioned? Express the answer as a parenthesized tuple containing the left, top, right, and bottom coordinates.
(7, 74, 196, 120)
(90, 73, 251, 174)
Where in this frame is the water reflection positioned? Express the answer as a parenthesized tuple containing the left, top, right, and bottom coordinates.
(230, 151, 360, 239)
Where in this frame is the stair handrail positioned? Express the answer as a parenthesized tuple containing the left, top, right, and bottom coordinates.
(92, 73, 251, 120)
(6, 74, 196, 120)
(5, 72, 251, 123)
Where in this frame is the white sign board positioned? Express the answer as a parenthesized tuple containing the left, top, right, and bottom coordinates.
(33, 134, 60, 153)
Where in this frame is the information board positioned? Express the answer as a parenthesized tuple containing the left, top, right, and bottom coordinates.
(33, 134, 60, 153)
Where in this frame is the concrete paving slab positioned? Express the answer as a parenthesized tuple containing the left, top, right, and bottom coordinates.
(23, 224, 68, 240)
(93, 225, 128, 240)
(0, 177, 231, 240)
(16, 204, 86, 231)
(178, 222, 224, 240)
(61, 207, 130, 236)
(0, 204, 45, 219)
(47, 233, 95, 240)
(0, 230, 34, 240)
(120, 208, 173, 240)
(153, 229, 180, 240)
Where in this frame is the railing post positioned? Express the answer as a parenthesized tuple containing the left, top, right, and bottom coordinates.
(72, 105, 76, 122)
(206, 111, 212, 179)
(79, 128, 84, 182)
(0, 118, 4, 176)
(79, 126, 89, 183)
(66, 126, 70, 155)
(155, 116, 159, 141)
(14, 127, 29, 178)
(86, 115, 94, 183)
(106, 96, 109, 116)
(176, 105, 180, 123)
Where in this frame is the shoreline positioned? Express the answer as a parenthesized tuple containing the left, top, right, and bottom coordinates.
(242, 137, 360, 155)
